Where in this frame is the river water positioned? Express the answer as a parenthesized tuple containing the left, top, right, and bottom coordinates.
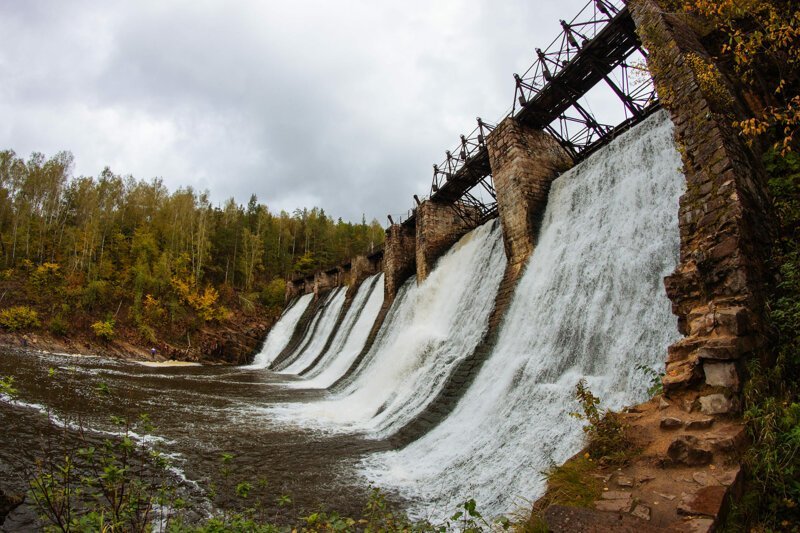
(0, 348, 391, 527)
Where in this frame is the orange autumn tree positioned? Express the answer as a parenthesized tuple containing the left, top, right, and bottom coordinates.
(671, 0, 800, 152)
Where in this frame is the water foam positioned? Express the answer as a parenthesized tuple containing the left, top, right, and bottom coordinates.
(361, 110, 685, 518)
(281, 287, 348, 374)
(291, 273, 385, 389)
(249, 292, 314, 369)
(270, 220, 506, 438)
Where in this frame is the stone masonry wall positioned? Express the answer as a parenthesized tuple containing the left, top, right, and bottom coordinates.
(630, 0, 774, 414)
(347, 255, 381, 298)
(384, 223, 417, 302)
(415, 200, 478, 282)
(486, 117, 573, 279)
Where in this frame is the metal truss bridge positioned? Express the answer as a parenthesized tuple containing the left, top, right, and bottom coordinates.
(393, 0, 658, 229)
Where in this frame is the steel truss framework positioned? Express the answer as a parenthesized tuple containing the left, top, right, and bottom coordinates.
(399, 0, 659, 229)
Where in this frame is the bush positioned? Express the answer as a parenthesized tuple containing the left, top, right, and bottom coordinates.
(260, 278, 286, 309)
(48, 315, 69, 336)
(570, 379, 633, 465)
(0, 305, 41, 331)
(91, 319, 115, 342)
(29, 262, 62, 289)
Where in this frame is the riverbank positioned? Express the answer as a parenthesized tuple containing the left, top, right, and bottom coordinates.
(0, 311, 274, 365)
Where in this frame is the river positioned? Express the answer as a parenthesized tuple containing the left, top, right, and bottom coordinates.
(0, 347, 392, 529)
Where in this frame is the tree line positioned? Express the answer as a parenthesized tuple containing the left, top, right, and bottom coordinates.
(0, 149, 384, 346)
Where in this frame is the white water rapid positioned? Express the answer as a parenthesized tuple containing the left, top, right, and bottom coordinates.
(271, 220, 506, 438)
(249, 293, 314, 369)
(361, 110, 685, 519)
(289, 273, 385, 389)
(281, 287, 348, 374)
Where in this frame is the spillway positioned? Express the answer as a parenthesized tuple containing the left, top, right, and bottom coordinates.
(290, 273, 385, 389)
(249, 292, 314, 369)
(271, 220, 506, 438)
(280, 287, 348, 374)
(360, 110, 685, 518)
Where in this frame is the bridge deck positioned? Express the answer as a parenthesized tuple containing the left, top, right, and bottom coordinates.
(405, 4, 650, 230)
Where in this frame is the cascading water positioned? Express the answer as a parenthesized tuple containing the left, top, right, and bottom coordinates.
(281, 287, 348, 374)
(361, 110, 685, 518)
(249, 293, 314, 369)
(270, 220, 506, 438)
(289, 274, 385, 389)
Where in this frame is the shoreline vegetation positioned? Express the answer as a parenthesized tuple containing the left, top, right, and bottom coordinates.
(0, 149, 385, 364)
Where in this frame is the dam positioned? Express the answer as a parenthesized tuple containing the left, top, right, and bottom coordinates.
(0, 0, 775, 529)
(250, 0, 772, 522)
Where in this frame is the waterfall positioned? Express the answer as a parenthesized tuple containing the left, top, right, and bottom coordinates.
(290, 273, 385, 389)
(280, 287, 348, 374)
(270, 220, 506, 438)
(360, 110, 685, 518)
(249, 292, 314, 369)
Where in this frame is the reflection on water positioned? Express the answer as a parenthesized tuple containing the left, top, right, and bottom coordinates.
(0, 348, 392, 524)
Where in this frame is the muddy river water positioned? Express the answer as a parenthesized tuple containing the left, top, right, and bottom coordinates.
(0, 348, 393, 529)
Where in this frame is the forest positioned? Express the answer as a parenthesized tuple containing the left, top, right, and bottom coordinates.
(0, 149, 385, 355)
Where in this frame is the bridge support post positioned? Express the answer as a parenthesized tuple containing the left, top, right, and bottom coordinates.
(629, 0, 773, 410)
(384, 223, 416, 302)
(415, 200, 478, 283)
(486, 117, 572, 279)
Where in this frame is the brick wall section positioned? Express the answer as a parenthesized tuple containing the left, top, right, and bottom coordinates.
(348, 255, 380, 298)
(486, 117, 573, 279)
(415, 200, 478, 282)
(630, 0, 774, 414)
(314, 269, 342, 296)
(285, 279, 304, 302)
(384, 223, 417, 302)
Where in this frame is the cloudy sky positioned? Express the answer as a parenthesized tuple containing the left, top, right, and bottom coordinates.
(0, 0, 590, 223)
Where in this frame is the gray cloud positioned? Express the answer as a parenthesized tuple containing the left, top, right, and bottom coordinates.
(0, 0, 591, 223)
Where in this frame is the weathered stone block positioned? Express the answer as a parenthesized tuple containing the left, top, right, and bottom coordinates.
(486, 117, 572, 278)
(415, 200, 477, 282)
(667, 435, 713, 466)
(677, 485, 728, 518)
(699, 393, 735, 415)
(660, 417, 684, 429)
(384, 223, 416, 302)
(703, 361, 740, 390)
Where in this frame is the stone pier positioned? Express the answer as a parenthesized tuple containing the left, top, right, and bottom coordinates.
(415, 200, 477, 282)
(630, 0, 774, 412)
(314, 268, 341, 296)
(486, 117, 573, 279)
(384, 222, 416, 302)
(347, 252, 383, 297)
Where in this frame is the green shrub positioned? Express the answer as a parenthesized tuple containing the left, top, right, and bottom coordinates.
(0, 305, 41, 331)
(137, 323, 156, 344)
(48, 315, 69, 336)
(727, 149, 800, 529)
(260, 278, 286, 309)
(91, 319, 115, 342)
(570, 379, 633, 465)
(29, 262, 62, 289)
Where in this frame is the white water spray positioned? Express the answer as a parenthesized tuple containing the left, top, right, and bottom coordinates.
(281, 287, 348, 374)
(290, 274, 385, 389)
(362, 110, 685, 518)
(271, 220, 506, 438)
(249, 293, 314, 369)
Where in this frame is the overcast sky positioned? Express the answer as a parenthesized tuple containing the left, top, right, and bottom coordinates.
(0, 0, 590, 223)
